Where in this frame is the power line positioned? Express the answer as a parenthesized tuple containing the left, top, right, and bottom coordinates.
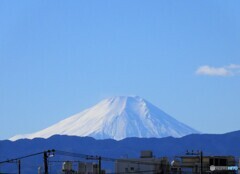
(0, 149, 55, 174)
(0, 149, 55, 164)
(55, 150, 169, 166)
(2, 149, 224, 174)
(0, 152, 43, 164)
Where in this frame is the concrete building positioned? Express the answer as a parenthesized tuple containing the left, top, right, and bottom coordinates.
(62, 161, 75, 174)
(171, 155, 237, 174)
(78, 162, 98, 174)
(115, 151, 170, 174)
(62, 161, 103, 174)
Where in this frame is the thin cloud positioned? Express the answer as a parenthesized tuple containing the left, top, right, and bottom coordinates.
(227, 64, 240, 69)
(196, 64, 240, 76)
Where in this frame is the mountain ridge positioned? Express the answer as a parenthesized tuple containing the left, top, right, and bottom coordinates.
(2, 131, 240, 173)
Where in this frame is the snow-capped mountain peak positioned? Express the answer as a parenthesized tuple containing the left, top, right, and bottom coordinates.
(10, 96, 199, 141)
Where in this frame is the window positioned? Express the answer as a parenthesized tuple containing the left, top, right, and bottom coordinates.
(210, 158, 214, 165)
(219, 159, 227, 166)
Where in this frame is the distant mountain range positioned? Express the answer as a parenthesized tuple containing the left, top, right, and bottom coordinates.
(10, 96, 198, 141)
(1, 131, 240, 173)
(6, 96, 239, 173)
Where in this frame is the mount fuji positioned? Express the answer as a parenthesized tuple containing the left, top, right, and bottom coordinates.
(10, 96, 199, 141)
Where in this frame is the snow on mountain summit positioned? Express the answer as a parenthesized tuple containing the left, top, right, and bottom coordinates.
(10, 96, 199, 141)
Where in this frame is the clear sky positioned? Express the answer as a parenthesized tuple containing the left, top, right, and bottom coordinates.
(1, 1, 240, 140)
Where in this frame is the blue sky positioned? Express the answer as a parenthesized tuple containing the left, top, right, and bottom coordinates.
(1, 1, 240, 140)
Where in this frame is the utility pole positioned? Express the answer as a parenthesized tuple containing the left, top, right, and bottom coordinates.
(98, 156, 101, 174)
(43, 149, 55, 174)
(0, 149, 55, 174)
(186, 150, 203, 174)
(200, 151, 203, 174)
(43, 151, 48, 174)
(18, 160, 21, 174)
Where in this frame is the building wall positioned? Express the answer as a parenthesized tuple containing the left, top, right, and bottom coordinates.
(115, 158, 169, 174)
(176, 156, 236, 174)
